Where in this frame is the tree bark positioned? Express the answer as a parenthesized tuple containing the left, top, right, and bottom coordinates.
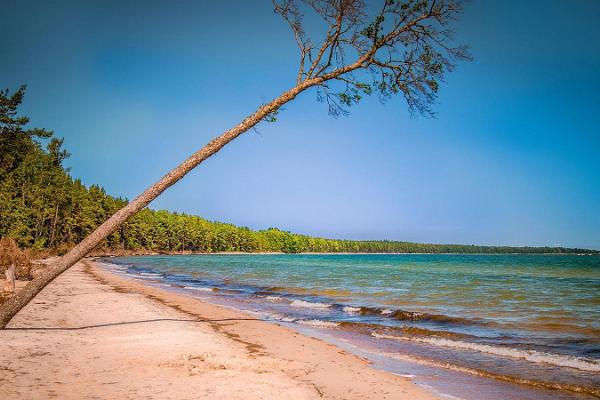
(3, 263, 16, 294)
(0, 81, 317, 328)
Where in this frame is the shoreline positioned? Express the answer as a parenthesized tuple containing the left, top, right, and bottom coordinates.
(96, 250, 599, 256)
(101, 254, 600, 400)
(0, 259, 438, 399)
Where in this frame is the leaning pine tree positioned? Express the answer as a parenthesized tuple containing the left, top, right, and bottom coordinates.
(0, 0, 470, 328)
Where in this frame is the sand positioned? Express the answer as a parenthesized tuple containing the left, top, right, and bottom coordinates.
(0, 259, 438, 399)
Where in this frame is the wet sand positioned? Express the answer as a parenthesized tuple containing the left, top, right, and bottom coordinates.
(0, 259, 437, 399)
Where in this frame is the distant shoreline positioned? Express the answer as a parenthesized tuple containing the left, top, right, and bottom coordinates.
(93, 250, 600, 257)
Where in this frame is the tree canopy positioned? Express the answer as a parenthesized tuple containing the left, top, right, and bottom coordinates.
(273, 0, 471, 117)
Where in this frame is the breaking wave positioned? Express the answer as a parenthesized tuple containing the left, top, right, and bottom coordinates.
(372, 333, 600, 372)
(183, 286, 214, 292)
(298, 319, 340, 328)
(290, 300, 332, 309)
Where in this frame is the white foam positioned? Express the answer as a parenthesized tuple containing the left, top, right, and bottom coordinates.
(343, 306, 361, 313)
(381, 309, 393, 315)
(265, 295, 283, 301)
(184, 286, 213, 292)
(100, 263, 126, 272)
(290, 300, 331, 309)
(419, 384, 466, 400)
(137, 272, 163, 279)
(392, 372, 417, 378)
(298, 319, 339, 328)
(371, 333, 600, 372)
(264, 313, 297, 323)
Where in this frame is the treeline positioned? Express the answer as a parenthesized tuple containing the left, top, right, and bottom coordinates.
(1, 86, 596, 255)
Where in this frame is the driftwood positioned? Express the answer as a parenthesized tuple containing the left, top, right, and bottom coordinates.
(1, 238, 26, 298)
(3, 263, 16, 294)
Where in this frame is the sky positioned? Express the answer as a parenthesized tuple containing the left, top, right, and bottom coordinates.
(1, 0, 599, 249)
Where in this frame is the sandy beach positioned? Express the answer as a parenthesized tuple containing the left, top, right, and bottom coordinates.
(0, 259, 437, 399)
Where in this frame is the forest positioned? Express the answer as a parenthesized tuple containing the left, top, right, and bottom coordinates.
(1, 86, 596, 255)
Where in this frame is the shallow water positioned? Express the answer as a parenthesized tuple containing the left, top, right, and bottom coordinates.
(103, 254, 600, 399)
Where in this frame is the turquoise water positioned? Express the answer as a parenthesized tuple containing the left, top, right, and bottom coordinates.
(105, 254, 600, 398)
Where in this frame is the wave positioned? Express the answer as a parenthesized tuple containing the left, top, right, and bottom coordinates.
(98, 260, 126, 271)
(378, 350, 600, 398)
(338, 321, 468, 340)
(127, 268, 480, 329)
(136, 273, 163, 279)
(342, 305, 477, 326)
(263, 312, 297, 323)
(263, 313, 338, 328)
(246, 284, 479, 326)
(394, 325, 468, 339)
(388, 310, 478, 325)
(265, 295, 283, 301)
(183, 286, 214, 292)
(297, 319, 339, 328)
(372, 332, 600, 372)
(265, 286, 286, 292)
(290, 300, 332, 309)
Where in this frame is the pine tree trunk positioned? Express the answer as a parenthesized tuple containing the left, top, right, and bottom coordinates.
(0, 81, 317, 328)
(49, 203, 60, 247)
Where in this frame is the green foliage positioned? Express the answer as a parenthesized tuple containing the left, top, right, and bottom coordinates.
(0, 85, 52, 180)
(0, 86, 596, 255)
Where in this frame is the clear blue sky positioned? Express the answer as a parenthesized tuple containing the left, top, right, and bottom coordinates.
(1, 1, 599, 249)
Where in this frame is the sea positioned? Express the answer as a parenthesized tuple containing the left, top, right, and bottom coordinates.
(99, 254, 600, 399)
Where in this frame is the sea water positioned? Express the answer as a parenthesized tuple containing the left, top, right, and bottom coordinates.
(101, 254, 600, 399)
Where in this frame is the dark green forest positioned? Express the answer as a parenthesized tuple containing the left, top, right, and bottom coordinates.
(1, 87, 596, 255)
